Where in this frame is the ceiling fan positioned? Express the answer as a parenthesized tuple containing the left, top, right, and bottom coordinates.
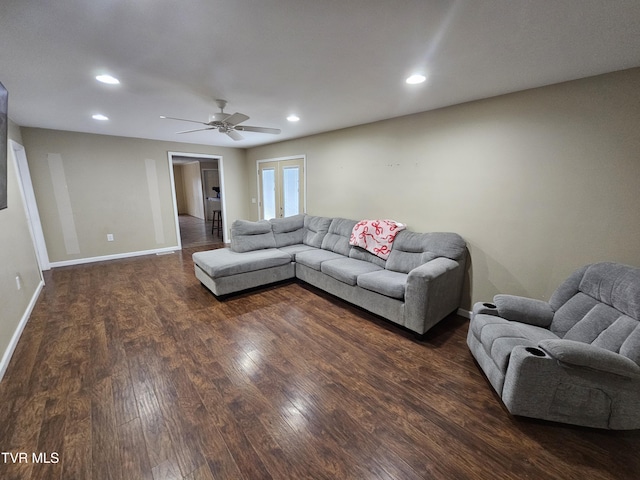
(161, 99, 281, 141)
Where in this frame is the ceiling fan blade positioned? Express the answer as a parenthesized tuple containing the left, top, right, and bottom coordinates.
(176, 127, 216, 134)
(226, 129, 244, 141)
(236, 125, 281, 135)
(160, 115, 207, 125)
(224, 112, 250, 126)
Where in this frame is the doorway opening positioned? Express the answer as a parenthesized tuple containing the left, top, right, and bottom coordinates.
(168, 152, 225, 248)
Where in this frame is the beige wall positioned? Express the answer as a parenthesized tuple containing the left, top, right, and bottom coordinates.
(247, 68, 640, 310)
(0, 120, 43, 376)
(182, 161, 205, 219)
(21, 128, 248, 263)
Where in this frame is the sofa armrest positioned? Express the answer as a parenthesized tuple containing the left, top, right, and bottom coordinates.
(493, 294, 554, 327)
(404, 257, 463, 334)
(538, 339, 640, 379)
(472, 301, 500, 317)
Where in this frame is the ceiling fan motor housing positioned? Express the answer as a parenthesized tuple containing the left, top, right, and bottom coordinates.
(209, 112, 228, 123)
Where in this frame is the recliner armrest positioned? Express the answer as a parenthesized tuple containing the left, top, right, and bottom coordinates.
(538, 339, 640, 379)
(493, 294, 554, 327)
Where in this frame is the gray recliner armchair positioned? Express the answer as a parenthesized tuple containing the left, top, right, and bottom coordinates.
(467, 262, 640, 429)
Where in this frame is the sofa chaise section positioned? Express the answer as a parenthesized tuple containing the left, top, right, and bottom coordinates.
(192, 217, 303, 296)
(193, 248, 294, 296)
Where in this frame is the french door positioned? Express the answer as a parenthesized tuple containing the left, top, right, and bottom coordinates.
(258, 157, 305, 220)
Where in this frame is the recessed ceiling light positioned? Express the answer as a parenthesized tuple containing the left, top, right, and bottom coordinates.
(95, 74, 120, 85)
(406, 74, 427, 85)
(287, 114, 300, 122)
(92, 114, 109, 121)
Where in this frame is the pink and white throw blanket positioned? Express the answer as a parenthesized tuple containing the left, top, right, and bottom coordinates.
(349, 219, 406, 260)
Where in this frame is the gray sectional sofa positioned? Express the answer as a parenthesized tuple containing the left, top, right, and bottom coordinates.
(193, 214, 467, 335)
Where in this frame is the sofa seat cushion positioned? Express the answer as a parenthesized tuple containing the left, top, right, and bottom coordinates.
(357, 270, 408, 300)
(277, 244, 318, 261)
(320, 258, 383, 286)
(295, 249, 345, 271)
(471, 314, 559, 373)
(193, 248, 291, 279)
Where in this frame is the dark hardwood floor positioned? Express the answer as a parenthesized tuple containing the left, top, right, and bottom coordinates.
(179, 215, 223, 248)
(1, 246, 639, 479)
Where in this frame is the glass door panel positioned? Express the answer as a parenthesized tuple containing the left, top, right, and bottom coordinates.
(260, 166, 277, 220)
(258, 157, 305, 219)
(282, 166, 300, 217)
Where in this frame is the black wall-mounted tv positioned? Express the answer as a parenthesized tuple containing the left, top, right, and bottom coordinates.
(0, 81, 7, 210)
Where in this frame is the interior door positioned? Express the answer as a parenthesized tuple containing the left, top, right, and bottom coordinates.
(258, 157, 305, 220)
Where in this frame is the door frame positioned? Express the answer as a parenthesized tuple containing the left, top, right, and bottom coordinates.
(168, 151, 226, 244)
(256, 155, 306, 220)
(10, 140, 50, 273)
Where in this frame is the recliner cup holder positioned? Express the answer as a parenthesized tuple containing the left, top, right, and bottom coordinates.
(482, 302, 497, 309)
(525, 347, 546, 357)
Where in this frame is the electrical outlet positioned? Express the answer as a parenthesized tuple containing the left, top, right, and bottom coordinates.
(107, 233, 114, 241)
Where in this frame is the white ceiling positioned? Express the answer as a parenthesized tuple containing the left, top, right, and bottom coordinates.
(2, 0, 640, 148)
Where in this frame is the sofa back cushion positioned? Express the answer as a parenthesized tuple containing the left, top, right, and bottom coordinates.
(230, 219, 276, 253)
(269, 214, 305, 247)
(579, 262, 640, 320)
(303, 215, 332, 248)
(386, 231, 465, 273)
(349, 246, 387, 268)
(549, 262, 640, 365)
(321, 218, 356, 256)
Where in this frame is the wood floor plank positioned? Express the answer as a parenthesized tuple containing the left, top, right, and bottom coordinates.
(7, 393, 47, 453)
(111, 363, 139, 427)
(183, 463, 217, 480)
(30, 409, 65, 480)
(90, 377, 123, 480)
(118, 418, 153, 480)
(61, 393, 92, 480)
(0, 318, 45, 397)
(1, 245, 639, 480)
(175, 391, 245, 480)
(128, 354, 180, 472)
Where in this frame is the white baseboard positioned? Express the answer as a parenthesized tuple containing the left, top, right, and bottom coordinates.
(0, 279, 45, 382)
(457, 308, 471, 319)
(49, 246, 180, 268)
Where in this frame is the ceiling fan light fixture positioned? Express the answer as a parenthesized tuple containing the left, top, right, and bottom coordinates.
(287, 114, 300, 122)
(95, 74, 120, 85)
(209, 112, 227, 122)
(406, 73, 427, 85)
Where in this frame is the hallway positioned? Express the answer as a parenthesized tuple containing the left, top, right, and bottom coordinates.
(178, 215, 223, 248)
